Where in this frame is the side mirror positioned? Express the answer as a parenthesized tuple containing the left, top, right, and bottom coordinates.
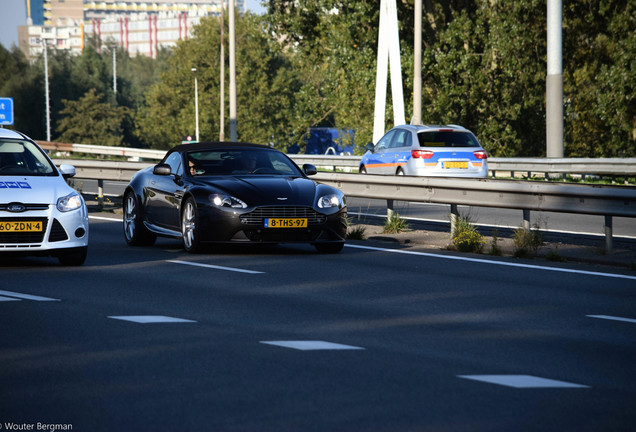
(153, 163, 172, 176)
(59, 164, 76, 179)
(365, 143, 375, 153)
(303, 164, 317, 176)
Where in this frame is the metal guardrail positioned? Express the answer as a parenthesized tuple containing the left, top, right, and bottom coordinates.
(53, 159, 636, 252)
(40, 141, 166, 160)
(42, 141, 636, 178)
(312, 172, 636, 252)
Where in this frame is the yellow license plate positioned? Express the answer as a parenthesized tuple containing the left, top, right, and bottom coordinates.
(444, 161, 468, 169)
(264, 218, 308, 228)
(0, 221, 43, 232)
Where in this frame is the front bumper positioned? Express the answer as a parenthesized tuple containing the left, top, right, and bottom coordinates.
(407, 160, 489, 178)
(0, 201, 89, 254)
(197, 205, 347, 244)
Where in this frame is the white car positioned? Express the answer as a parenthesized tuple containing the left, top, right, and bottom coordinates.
(0, 129, 88, 265)
(360, 124, 488, 178)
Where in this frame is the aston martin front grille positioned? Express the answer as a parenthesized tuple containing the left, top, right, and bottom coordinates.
(240, 206, 327, 224)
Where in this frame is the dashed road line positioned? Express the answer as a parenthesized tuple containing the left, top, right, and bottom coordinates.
(108, 315, 197, 324)
(260, 340, 365, 351)
(458, 375, 589, 389)
(0, 290, 60, 301)
(167, 259, 264, 274)
(587, 315, 636, 324)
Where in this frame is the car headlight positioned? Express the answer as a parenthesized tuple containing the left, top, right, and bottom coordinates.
(317, 194, 342, 209)
(57, 192, 83, 212)
(210, 194, 247, 209)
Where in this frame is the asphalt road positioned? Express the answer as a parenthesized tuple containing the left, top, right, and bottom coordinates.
(1, 215, 635, 431)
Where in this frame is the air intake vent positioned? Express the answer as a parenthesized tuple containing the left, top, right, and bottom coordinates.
(49, 219, 69, 242)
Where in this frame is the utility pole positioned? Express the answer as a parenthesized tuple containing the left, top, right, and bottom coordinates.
(229, 0, 237, 141)
(42, 40, 51, 142)
(192, 67, 199, 142)
(546, 0, 564, 158)
(220, 1, 225, 141)
(412, 0, 422, 125)
(113, 48, 117, 97)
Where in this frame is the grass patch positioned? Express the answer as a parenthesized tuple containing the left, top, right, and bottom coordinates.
(513, 225, 543, 258)
(383, 212, 409, 234)
(452, 214, 486, 253)
(545, 249, 567, 262)
(346, 225, 367, 240)
(488, 228, 503, 256)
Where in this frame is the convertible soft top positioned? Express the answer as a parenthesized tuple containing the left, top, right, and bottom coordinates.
(169, 142, 271, 154)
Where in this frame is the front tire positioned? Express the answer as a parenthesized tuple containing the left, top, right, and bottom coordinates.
(359, 166, 367, 174)
(182, 197, 202, 253)
(58, 246, 87, 266)
(123, 191, 156, 246)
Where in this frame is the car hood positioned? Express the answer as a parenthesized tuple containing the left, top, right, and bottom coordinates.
(0, 176, 73, 204)
(196, 175, 318, 206)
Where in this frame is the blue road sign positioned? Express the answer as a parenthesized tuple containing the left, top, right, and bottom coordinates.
(0, 97, 14, 125)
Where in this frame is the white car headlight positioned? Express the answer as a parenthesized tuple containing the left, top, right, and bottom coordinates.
(317, 194, 341, 209)
(210, 194, 247, 209)
(56, 192, 83, 212)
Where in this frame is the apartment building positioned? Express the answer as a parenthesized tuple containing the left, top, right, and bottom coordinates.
(19, 0, 245, 59)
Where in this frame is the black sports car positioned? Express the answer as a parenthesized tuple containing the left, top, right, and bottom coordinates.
(123, 142, 347, 253)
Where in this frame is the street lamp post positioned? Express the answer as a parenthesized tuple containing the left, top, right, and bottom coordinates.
(219, 2, 225, 141)
(42, 39, 51, 142)
(192, 67, 199, 142)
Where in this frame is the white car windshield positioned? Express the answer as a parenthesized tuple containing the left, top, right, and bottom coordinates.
(0, 140, 57, 176)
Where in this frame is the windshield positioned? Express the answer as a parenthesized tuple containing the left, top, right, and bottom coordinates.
(0, 140, 57, 176)
(417, 131, 481, 148)
(186, 148, 302, 177)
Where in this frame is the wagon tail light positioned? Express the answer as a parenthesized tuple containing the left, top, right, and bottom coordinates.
(473, 150, 488, 159)
(411, 149, 434, 159)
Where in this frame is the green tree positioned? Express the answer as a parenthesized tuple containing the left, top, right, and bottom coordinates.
(416, 1, 547, 157)
(56, 88, 129, 146)
(0, 45, 45, 137)
(137, 11, 300, 150)
(564, 0, 635, 157)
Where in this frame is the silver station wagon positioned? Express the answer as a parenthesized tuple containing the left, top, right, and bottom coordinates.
(360, 124, 488, 178)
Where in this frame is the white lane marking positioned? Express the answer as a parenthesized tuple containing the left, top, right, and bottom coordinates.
(89, 215, 121, 222)
(260, 340, 365, 351)
(0, 290, 60, 301)
(108, 315, 197, 324)
(345, 244, 636, 281)
(587, 315, 636, 324)
(458, 375, 589, 389)
(0, 296, 21, 302)
(167, 259, 264, 274)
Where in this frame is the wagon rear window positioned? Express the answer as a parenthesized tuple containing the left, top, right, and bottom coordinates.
(417, 131, 481, 148)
